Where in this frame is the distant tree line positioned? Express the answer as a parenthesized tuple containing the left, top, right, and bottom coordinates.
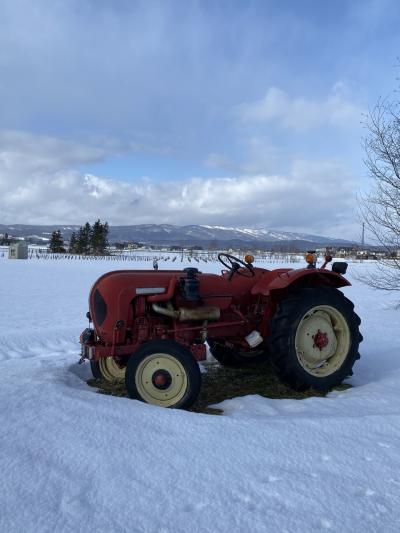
(49, 220, 109, 255)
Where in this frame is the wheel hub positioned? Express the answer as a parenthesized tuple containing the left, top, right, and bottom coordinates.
(294, 305, 350, 377)
(313, 329, 329, 350)
(152, 369, 172, 390)
(295, 311, 337, 365)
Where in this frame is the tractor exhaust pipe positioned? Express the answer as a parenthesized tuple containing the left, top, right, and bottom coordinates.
(152, 302, 220, 322)
(152, 302, 178, 319)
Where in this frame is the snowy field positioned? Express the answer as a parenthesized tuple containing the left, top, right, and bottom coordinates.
(0, 253, 399, 533)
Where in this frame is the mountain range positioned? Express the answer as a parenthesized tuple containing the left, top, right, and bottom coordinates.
(0, 223, 357, 251)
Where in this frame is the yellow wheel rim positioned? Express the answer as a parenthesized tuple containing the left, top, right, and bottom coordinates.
(294, 305, 350, 377)
(135, 353, 188, 407)
(99, 357, 126, 381)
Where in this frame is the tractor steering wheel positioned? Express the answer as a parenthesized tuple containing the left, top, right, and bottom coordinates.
(218, 253, 255, 280)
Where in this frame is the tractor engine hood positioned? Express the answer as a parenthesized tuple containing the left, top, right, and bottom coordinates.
(88, 269, 236, 343)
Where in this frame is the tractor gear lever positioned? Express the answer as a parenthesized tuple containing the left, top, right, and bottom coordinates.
(228, 262, 240, 281)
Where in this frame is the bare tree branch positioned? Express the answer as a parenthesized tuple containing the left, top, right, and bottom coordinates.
(360, 90, 400, 292)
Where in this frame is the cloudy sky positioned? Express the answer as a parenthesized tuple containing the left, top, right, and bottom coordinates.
(0, 0, 399, 239)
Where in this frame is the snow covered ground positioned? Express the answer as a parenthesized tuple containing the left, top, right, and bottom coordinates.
(0, 254, 399, 532)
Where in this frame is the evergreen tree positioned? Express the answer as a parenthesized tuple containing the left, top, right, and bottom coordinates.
(76, 223, 92, 255)
(69, 231, 77, 253)
(75, 227, 84, 254)
(90, 219, 109, 255)
(49, 230, 65, 253)
(67, 220, 109, 255)
(100, 221, 109, 254)
(91, 219, 101, 255)
(84, 222, 92, 254)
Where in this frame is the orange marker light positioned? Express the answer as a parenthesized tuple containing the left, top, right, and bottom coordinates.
(244, 254, 254, 264)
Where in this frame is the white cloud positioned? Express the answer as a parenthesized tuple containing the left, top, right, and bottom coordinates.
(0, 130, 108, 179)
(235, 83, 363, 131)
(205, 138, 283, 175)
(0, 130, 360, 238)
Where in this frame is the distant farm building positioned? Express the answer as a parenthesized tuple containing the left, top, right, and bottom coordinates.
(8, 241, 28, 259)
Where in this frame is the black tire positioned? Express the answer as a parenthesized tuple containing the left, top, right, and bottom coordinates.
(268, 287, 362, 391)
(125, 340, 201, 409)
(208, 339, 269, 367)
(90, 361, 102, 379)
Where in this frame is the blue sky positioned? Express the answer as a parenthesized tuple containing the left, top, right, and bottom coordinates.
(0, 0, 399, 238)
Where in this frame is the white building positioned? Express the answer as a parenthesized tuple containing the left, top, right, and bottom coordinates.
(8, 241, 28, 259)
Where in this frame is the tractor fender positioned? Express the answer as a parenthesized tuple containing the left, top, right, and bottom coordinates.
(251, 268, 350, 297)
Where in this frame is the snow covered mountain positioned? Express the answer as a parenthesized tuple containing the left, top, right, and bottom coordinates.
(0, 223, 355, 249)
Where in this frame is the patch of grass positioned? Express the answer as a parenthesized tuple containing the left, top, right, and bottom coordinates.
(87, 360, 352, 415)
(87, 378, 127, 397)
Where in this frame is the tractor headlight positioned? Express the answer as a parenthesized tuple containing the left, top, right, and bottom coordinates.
(80, 328, 94, 344)
(332, 262, 348, 275)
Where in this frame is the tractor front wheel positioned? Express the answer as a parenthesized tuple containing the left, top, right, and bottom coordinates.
(125, 340, 201, 409)
(90, 361, 102, 379)
(268, 287, 362, 391)
(94, 357, 126, 381)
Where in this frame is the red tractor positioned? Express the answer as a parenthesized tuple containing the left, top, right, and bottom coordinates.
(80, 253, 362, 409)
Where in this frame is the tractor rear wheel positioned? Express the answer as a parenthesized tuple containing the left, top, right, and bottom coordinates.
(268, 287, 362, 391)
(125, 340, 201, 409)
(208, 340, 269, 367)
